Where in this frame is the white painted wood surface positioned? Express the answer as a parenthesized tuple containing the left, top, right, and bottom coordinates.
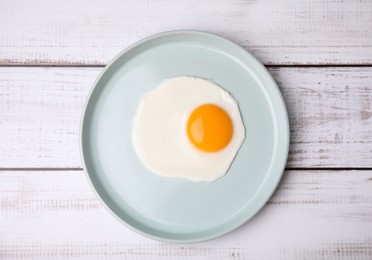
(0, 67, 371, 168)
(0, 0, 371, 65)
(1, 0, 372, 259)
(1, 170, 372, 259)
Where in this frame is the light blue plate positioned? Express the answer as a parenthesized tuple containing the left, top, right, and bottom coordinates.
(81, 31, 289, 243)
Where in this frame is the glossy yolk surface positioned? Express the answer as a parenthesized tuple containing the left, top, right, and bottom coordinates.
(187, 104, 233, 152)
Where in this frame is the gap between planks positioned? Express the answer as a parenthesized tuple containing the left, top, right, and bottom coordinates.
(1, 168, 372, 172)
(0, 64, 372, 68)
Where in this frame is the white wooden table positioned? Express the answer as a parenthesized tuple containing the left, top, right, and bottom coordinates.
(1, 1, 371, 259)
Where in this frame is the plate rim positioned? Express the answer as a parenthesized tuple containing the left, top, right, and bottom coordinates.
(80, 30, 290, 243)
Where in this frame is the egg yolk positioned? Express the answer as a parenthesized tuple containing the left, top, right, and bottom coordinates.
(187, 104, 233, 152)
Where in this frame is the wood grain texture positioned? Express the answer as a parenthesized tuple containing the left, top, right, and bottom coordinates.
(1, 170, 371, 259)
(271, 67, 372, 168)
(1, 0, 370, 258)
(0, 0, 371, 66)
(0, 67, 371, 168)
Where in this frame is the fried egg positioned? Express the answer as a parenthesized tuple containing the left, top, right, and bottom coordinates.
(132, 76, 245, 182)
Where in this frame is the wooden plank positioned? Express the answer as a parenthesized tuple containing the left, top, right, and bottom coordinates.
(270, 67, 372, 168)
(1, 67, 371, 168)
(0, 170, 371, 259)
(0, 0, 371, 65)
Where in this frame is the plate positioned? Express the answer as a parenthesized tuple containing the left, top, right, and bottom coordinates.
(81, 31, 289, 243)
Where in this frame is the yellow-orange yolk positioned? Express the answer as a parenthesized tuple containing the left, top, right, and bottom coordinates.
(187, 104, 233, 152)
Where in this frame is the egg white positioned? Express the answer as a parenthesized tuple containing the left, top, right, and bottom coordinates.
(132, 76, 245, 182)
